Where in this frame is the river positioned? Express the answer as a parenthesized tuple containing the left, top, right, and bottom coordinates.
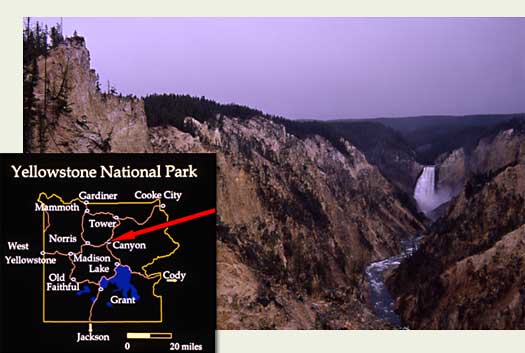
(365, 236, 422, 327)
(365, 165, 439, 327)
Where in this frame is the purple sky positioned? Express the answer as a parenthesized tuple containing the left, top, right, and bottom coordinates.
(33, 17, 525, 119)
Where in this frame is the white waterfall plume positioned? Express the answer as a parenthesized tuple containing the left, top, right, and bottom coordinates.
(414, 166, 449, 215)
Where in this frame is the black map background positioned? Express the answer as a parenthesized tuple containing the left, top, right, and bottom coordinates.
(0, 154, 216, 352)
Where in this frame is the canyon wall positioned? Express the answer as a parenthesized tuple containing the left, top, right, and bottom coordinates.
(29, 38, 426, 329)
(388, 125, 525, 329)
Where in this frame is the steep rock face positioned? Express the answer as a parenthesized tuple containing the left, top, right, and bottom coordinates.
(436, 148, 466, 197)
(469, 127, 525, 175)
(29, 38, 151, 153)
(436, 126, 525, 199)
(325, 121, 423, 194)
(150, 116, 425, 328)
(31, 38, 426, 329)
(363, 145, 423, 197)
(388, 128, 525, 328)
(429, 224, 525, 329)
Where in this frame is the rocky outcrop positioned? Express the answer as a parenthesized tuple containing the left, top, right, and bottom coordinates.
(469, 126, 525, 175)
(29, 38, 426, 329)
(29, 37, 151, 153)
(436, 125, 525, 200)
(427, 224, 525, 329)
(367, 148, 423, 197)
(366, 146, 423, 197)
(325, 121, 423, 195)
(388, 126, 525, 329)
(151, 116, 425, 328)
(436, 148, 466, 197)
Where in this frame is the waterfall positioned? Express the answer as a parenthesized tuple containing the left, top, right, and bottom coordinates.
(414, 166, 439, 215)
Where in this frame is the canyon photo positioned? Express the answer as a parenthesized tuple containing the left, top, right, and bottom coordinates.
(22, 17, 525, 329)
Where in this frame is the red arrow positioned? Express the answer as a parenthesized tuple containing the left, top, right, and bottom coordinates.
(111, 208, 216, 242)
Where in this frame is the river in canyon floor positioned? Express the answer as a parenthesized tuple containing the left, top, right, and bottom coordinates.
(366, 164, 445, 327)
(365, 236, 422, 328)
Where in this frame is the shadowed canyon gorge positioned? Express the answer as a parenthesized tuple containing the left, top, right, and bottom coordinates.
(24, 33, 525, 329)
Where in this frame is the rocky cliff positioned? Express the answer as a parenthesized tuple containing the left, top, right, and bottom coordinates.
(436, 148, 467, 197)
(469, 125, 525, 175)
(354, 137, 423, 197)
(436, 124, 525, 200)
(325, 121, 423, 195)
(28, 37, 151, 153)
(29, 38, 426, 329)
(388, 124, 525, 329)
(152, 116, 428, 328)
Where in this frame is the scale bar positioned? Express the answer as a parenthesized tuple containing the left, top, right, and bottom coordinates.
(127, 332, 173, 339)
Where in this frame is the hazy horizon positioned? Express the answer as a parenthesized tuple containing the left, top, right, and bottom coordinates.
(30, 17, 525, 120)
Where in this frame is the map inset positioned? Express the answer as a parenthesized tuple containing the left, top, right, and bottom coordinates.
(40, 192, 177, 323)
(0, 154, 216, 352)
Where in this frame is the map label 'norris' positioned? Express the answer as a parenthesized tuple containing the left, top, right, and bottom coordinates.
(49, 234, 77, 243)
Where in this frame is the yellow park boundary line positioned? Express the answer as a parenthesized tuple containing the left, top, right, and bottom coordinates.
(37, 192, 179, 324)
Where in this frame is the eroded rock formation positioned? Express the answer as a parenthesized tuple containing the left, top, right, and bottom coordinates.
(388, 125, 525, 329)
(29, 37, 426, 329)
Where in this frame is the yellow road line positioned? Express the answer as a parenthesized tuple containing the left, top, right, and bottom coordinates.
(39, 192, 179, 324)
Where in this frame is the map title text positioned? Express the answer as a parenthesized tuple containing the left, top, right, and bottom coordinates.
(10, 164, 199, 179)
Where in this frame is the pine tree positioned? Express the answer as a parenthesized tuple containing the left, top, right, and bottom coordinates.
(23, 19, 68, 152)
(50, 25, 64, 49)
(49, 59, 73, 122)
(40, 24, 48, 153)
(95, 74, 101, 92)
(23, 18, 36, 152)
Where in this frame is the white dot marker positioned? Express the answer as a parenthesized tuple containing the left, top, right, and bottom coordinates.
(84, 209, 90, 214)
(40, 251, 45, 256)
(85, 241, 91, 245)
(83, 200, 89, 205)
(113, 215, 119, 220)
(160, 204, 166, 209)
(98, 287, 104, 292)
(68, 251, 73, 256)
(114, 262, 120, 267)
(71, 277, 76, 282)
